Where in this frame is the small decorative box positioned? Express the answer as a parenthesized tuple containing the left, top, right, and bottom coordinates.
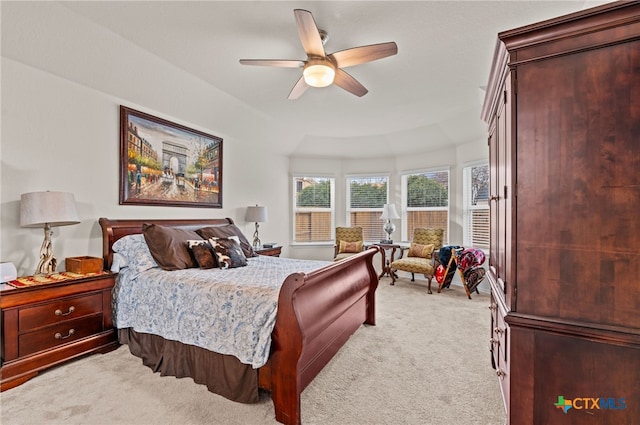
(65, 256, 103, 274)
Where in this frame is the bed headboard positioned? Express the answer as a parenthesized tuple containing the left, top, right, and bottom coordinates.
(98, 217, 234, 270)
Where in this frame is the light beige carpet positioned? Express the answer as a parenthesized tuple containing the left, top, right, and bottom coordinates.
(1, 279, 506, 425)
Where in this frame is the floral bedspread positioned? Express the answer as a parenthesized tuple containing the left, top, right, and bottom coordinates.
(113, 255, 329, 368)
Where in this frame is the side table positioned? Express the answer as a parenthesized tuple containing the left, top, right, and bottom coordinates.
(255, 245, 282, 257)
(0, 272, 119, 391)
(373, 243, 409, 280)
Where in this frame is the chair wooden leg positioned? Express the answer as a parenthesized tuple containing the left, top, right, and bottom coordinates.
(390, 268, 396, 285)
(410, 273, 415, 282)
(426, 275, 433, 294)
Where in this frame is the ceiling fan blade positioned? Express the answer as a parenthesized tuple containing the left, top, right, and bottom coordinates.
(288, 76, 310, 100)
(333, 69, 368, 97)
(294, 9, 325, 58)
(329, 42, 398, 68)
(239, 59, 305, 68)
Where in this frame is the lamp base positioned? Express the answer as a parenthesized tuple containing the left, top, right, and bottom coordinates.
(35, 223, 57, 275)
(252, 222, 261, 249)
(382, 220, 396, 246)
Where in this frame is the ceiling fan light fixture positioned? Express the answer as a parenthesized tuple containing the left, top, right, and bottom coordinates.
(239, 9, 397, 98)
(303, 60, 335, 88)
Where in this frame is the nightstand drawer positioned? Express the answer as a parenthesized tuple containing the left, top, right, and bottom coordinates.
(18, 293, 103, 332)
(19, 314, 104, 357)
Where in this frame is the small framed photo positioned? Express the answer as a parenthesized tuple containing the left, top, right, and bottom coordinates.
(119, 106, 223, 208)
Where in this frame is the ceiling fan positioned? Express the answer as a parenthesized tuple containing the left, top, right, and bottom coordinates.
(239, 9, 398, 100)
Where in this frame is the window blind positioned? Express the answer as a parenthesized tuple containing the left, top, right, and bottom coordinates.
(463, 164, 489, 249)
(347, 176, 388, 241)
(403, 170, 449, 241)
(293, 177, 334, 242)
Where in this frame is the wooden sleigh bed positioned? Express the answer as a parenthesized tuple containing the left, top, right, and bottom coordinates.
(99, 217, 379, 425)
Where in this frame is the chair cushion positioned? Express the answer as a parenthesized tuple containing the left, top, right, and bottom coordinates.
(334, 252, 359, 262)
(339, 240, 363, 254)
(390, 257, 435, 276)
(408, 243, 434, 259)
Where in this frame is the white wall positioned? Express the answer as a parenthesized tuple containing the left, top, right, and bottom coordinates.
(0, 1, 293, 276)
(1, 58, 290, 276)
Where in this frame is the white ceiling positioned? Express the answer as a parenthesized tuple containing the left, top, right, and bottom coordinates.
(7, 1, 605, 158)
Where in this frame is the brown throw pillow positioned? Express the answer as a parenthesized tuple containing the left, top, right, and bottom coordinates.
(186, 240, 218, 269)
(142, 224, 202, 270)
(338, 240, 363, 254)
(408, 243, 434, 259)
(196, 224, 257, 258)
(209, 236, 248, 269)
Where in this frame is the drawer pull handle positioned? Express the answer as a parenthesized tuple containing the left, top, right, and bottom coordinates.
(496, 369, 505, 379)
(55, 306, 76, 316)
(489, 338, 498, 345)
(494, 327, 504, 335)
(54, 329, 76, 340)
(488, 304, 497, 311)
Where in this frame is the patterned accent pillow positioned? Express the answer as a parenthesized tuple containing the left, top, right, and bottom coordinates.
(196, 224, 257, 258)
(338, 240, 363, 254)
(408, 243, 434, 259)
(209, 236, 248, 269)
(186, 240, 218, 269)
(112, 234, 158, 278)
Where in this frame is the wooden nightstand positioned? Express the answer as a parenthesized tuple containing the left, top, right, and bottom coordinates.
(255, 245, 282, 257)
(0, 272, 119, 391)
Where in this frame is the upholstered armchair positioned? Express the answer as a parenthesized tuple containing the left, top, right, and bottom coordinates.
(334, 227, 364, 261)
(389, 228, 445, 293)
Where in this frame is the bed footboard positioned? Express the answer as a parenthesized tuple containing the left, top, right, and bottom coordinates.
(261, 247, 379, 425)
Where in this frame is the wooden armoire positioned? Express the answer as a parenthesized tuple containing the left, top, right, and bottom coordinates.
(481, 2, 640, 424)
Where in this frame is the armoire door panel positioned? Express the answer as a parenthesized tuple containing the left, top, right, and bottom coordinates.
(515, 40, 640, 327)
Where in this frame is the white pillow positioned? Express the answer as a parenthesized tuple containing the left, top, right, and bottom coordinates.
(110, 253, 128, 273)
(112, 234, 158, 277)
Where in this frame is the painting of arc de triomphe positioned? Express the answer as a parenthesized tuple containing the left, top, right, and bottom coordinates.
(120, 106, 222, 208)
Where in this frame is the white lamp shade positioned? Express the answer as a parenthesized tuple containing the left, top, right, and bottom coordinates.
(380, 203, 400, 220)
(20, 191, 80, 228)
(245, 205, 268, 223)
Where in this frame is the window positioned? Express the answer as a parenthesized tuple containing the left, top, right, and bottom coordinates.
(293, 176, 334, 243)
(346, 176, 388, 241)
(463, 163, 489, 249)
(402, 169, 449, 242)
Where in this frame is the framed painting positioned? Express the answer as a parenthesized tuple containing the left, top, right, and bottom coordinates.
(119, 106, 223, 208)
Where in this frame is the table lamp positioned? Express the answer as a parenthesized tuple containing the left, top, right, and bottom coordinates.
(245, 205, 268, 249)
(380, 203, 400, 243)
(20, 191, 80, 275)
